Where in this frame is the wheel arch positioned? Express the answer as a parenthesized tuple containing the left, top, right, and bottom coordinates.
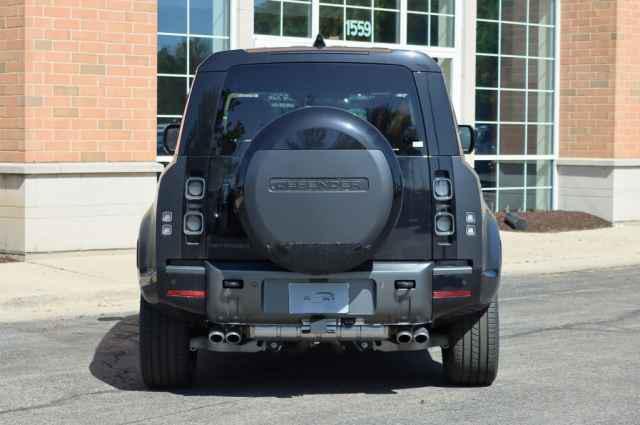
(137, 206, 156, 275)
(483, 210, 502, 274)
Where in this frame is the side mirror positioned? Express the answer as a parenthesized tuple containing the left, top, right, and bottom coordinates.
(162, 123, 180, 155)
(458, 125, 477, 154)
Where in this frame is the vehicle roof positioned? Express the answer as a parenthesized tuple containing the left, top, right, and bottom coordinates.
(198, 46, 442, 73)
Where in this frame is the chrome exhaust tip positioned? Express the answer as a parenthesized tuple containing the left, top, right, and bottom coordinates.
(208, 330, 225, 344)
(225, 331, 242, 345)
(266, 341, 282, 352)
(413, 327, 429, 344)
(395, 330, 413, 345)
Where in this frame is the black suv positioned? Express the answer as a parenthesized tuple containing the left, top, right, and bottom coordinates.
(137, 45, 502, 389)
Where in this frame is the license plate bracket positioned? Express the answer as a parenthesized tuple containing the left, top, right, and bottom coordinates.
(288, 283, 350, 314)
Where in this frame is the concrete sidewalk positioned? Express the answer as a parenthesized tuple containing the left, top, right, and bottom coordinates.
(1, 224, 639, 322)
(501, 222, 640, 274)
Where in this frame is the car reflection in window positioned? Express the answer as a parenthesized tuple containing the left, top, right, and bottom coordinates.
(218, 91, 421, 156)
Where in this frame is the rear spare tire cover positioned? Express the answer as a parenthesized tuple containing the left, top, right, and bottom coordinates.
(235, 106, 403, 274)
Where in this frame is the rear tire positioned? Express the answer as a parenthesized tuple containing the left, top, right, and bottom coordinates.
(139, 297, 196, 389)
(442, 298, 499, 386)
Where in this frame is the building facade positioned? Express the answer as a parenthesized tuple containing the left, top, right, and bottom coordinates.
(0, 0, 639, 256)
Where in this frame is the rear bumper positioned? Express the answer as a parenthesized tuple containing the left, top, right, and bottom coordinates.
(431, 268, 500, 324)
(141, 261, 500, 325)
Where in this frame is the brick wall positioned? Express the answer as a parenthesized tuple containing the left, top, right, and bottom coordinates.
(613, 0, 640, 158)
(560, 0, 640, 159)
(1, 0, 157, 163)
(559, 0, 617, 158)
(0, 0, 26, 162)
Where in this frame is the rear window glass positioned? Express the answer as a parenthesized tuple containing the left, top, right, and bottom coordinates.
(214, 63, 426, 156)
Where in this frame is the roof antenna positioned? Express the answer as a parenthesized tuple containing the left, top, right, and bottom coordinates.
(313, 34, 326, 49)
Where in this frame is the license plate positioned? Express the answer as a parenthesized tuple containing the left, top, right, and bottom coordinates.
(289, 283, 349, 314)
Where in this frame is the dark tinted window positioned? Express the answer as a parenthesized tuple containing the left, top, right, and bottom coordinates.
(214, 63, 426, 156)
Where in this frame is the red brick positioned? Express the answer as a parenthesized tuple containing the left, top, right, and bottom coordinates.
(1, 0, 156, 163)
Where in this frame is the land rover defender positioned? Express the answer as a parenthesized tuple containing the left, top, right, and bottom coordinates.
(137, 45, 502, 389)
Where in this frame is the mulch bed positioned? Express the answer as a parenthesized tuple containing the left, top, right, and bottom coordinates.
(0, 256, 17, 264)
(495, 211, 612, 233)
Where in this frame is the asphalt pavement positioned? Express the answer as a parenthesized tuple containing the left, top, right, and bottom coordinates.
(0, 267, 639, 425)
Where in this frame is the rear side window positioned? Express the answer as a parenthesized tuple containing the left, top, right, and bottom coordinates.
(214, 63, 426, 156)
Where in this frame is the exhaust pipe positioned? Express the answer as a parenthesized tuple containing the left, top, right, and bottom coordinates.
(250, 324, 388, 340)
(266, 341, 282, 352)
(413, 327, 429, 344)
(395, 330, 413, 345)
(225, 331, 242, 345)
(208, 330, 225, 344)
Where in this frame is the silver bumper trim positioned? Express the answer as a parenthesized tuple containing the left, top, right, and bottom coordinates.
(250, 321, 388, 341)
(432, 266, 473, 276)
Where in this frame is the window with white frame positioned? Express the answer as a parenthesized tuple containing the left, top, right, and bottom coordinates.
(475, 0, 556, 212)
(254, 0, 313, 38)
(251, 0, 460, 107)
(157, 0, 231, 156)
(317, 0, 400, 43)
(406, 0, 455, 47)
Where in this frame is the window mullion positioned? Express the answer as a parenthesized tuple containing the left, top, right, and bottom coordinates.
(427, 0, 431, 45)
(399, 0, 407, 45)
(523, 0, 530, 209)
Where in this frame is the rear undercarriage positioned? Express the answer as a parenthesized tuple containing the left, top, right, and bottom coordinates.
(190, 318, 449, 354)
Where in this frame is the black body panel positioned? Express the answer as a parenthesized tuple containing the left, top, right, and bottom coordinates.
(374, 156, 432, 260)
(198, 48, 442, 73)
(137, 47, 502, 328)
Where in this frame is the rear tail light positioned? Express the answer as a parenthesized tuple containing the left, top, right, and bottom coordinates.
(183, 177, 206, 243)
(185, 177, 205, 200)
(465, 212, 477, 236)
(161, 211, 173, 223)
(161, 211, 174, 236)
(433, 290, 472, 299)
(435, 212, 455, 236)
(161, 224, 173, 236)
(464, 212, 476, 224)
(433, 172, 455, 242)
(184, 211, 204, 235)
(433, 177, 452, 201)
(166, 289, 206, 299)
